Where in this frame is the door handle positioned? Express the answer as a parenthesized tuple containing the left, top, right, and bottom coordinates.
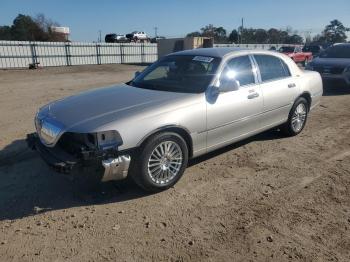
(247, 92, 259, 99)
(288, 83, 296, 88)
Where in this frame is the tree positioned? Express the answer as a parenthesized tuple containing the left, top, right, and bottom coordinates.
(0, 13, 65, 41)
(0, 26, 12, 40)
(10, 14, 44, 41)
(286, 34, 304, 44)
(255, 29, 268, 44)
(213, 26, 227, 43)
(186, 31, 201, 37)
(322, 19, 349, 43)
(186, 24, 306, 44)
(267, 28, 281, 43)
(312, 34, 326, 43)
(228, 29, 239, 43)
(200, 24, 228, 43)
(200, 24, 215, 38)
(34, 13, 65, 41)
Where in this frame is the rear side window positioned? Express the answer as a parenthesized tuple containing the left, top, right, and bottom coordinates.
(254, 55, 291, 82)
(222, 55, 255, 86)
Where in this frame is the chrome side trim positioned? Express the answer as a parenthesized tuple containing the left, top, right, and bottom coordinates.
(201, 103, 291, 133)
(101, 155, 131, 182)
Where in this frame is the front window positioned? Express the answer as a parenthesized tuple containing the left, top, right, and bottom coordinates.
(319, 45, 350, 59)
(130, 55, 221, 93)
(221, 56, 255, 86)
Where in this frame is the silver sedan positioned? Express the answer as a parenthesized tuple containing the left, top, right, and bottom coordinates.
(27, 48, 323, 192)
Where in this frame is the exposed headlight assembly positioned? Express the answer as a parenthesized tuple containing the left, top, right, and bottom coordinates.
(95, 130, 123, 150)
(35, 113, 64, 146)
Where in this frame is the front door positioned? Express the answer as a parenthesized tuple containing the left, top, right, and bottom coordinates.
(206, 55, 263, 152)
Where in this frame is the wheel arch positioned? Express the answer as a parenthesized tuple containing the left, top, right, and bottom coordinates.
(298, 92, 312, 110)
(137, 125, 194, 158)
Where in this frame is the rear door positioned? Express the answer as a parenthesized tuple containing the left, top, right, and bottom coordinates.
(253, 54, 299, 127)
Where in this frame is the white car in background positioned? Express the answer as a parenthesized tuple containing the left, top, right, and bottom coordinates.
(126, 31, 150, 43)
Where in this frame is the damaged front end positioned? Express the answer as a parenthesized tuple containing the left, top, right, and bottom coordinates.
(26, 131, 131, 182)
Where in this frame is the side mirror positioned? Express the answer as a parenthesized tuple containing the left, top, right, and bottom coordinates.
(134, 71, 141, 78)
(219, 78, 240, 92)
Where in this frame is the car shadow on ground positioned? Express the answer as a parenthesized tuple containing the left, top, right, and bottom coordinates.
(0, 129, 286, 221)
(0, 139, 148, 221)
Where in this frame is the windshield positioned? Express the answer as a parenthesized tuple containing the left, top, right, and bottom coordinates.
(130, 55, 221, 93)
(319, 45, 350, 59)
(279, 46, 295, 53)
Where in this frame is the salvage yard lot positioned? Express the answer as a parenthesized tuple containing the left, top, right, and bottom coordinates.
(0, 64, 350, 261)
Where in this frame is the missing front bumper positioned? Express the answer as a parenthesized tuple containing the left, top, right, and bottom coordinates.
(26, 132, 131, 182)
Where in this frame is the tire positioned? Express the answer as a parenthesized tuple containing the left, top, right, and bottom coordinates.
(130, 132, 189, 192)
(281, 97, 309, 136)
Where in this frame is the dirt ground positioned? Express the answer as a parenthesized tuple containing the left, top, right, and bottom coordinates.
(0, 64, 349, 262)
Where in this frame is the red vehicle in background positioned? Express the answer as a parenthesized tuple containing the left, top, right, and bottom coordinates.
(279, 46, 313, 66)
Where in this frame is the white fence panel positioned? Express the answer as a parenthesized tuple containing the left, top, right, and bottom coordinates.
(1, 40, 297, 69)
(0, 41, 32, 68)
(0, 41, 158, 68)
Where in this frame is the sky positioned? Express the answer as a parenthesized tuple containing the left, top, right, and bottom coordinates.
(1, 0, 349, 42)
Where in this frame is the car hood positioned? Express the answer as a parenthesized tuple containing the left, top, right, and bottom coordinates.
(311, 57, 350, 67)
(40, 83, 197, 133)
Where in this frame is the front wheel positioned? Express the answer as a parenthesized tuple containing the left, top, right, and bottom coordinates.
(130, 132, 189, 192)
(281, 97, 309, 136)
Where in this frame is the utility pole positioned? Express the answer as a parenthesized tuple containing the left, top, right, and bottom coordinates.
(98, 30, 102, 42)
(154, 26, 158, 38)
(240, 18, 244, 44)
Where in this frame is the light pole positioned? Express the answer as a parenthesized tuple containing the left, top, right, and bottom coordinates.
(98, 30, 102, 42)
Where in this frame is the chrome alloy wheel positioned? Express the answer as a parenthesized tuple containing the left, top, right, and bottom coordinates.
(291, 103, 307, 132)
(147, 141, 183, 184)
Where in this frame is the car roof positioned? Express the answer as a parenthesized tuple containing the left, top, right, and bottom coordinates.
(169, 47, 281, 59)
(170, 47, 248, 58)
(332, 43, 350, 47)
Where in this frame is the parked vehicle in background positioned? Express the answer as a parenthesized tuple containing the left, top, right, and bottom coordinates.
(268, 46, 277, 51)
(27, 48, 322, 192)
(305, 43, 350, 87)
(105, 34, 128, 43)
(151, 36, 166, 43)
(302, 45, 324, 57)
(279, 46, 313, 66)
(126, 31, 150, 43)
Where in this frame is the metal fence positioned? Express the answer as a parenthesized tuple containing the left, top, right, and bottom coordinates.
(0, 41, 158, 68)
(0, 41, 296, 69)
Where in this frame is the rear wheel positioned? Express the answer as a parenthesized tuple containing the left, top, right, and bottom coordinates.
(130, 132, 189, 192)
(281, 97, 309, 136)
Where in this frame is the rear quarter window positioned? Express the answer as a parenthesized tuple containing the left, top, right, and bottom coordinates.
(254, 55, 291, 82)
